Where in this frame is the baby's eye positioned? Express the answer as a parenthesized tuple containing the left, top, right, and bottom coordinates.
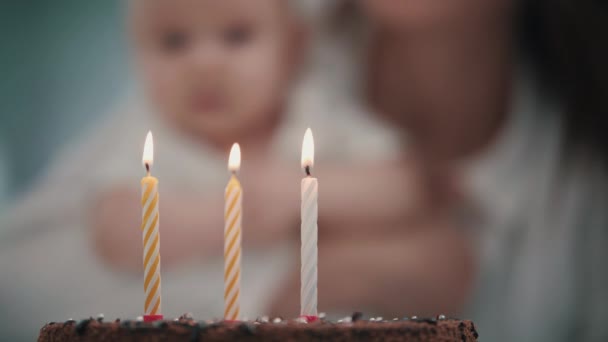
(222, 24, 254, 47)
(160, 30, 190, 53)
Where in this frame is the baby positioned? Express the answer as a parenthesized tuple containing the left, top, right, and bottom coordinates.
(94, 0, 310, 269)
(130, 0, 301, 153)
(94, 0, 427, 271)
(1, 0, 437, 337)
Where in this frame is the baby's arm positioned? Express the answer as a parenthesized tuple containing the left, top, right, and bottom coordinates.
(91, 186, 226, 272)
(91, 178, 301, 271)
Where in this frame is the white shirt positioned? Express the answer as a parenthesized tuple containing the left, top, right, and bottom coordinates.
(464, 70, 608, 342)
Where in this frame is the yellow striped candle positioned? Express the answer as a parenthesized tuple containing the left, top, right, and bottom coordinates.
(224, 143, 242, 320)
(141, 131, 163, 322)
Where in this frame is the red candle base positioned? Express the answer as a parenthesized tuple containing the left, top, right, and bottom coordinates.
(144, 315, 164, 322)
(301, 315, 319, 323)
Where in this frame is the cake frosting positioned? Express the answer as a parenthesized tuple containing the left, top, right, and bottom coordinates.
(38, 313, 478, 341)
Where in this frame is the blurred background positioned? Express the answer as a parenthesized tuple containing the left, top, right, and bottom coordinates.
(2, 1, 608, 341)
(0, 0, 128, 212)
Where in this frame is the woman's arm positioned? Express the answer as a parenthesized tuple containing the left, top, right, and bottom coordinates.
(315, 158, 455, 234)
(241, 157, 456, 239)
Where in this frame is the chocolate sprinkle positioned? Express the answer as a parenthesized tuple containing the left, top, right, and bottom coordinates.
(351, 312, 363, 322)
(471, 322, 479, 338)
(422, 318, 438, 325)
(180, 313, 194, 321)
(189, 324, 201, 342)
(153, 321, 169, 329)
(238, 322, 256, 335)
(75, 319, 92, 335)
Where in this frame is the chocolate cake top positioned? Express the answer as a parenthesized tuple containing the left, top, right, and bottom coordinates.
(39, 314, 478, 342)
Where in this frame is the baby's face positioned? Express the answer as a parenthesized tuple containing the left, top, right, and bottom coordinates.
(132, 0, 298, 143)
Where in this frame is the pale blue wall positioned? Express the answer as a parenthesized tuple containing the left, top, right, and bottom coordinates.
(0, 147, 7, 212)
(0, 0, 130, 198)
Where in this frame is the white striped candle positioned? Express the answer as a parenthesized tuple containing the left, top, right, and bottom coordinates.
(300, 128, 318, 318)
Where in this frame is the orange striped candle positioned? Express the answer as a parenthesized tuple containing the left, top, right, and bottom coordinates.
(141, 131, 162, 322)
(224, 143, 242, 321)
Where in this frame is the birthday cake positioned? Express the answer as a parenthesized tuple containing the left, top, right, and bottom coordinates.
(38, 313, 478, 341)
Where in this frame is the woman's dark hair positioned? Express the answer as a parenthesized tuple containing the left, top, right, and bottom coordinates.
(520, 1, 608, 159)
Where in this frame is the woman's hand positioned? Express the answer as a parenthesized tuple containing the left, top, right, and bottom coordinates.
(238, 158, 301, 247)
(269, 217, 474, 318)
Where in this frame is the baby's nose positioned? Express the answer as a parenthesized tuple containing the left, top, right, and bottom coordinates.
(189, 43, 225, 72)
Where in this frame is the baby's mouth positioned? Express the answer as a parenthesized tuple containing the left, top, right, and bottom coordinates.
(191, 92, 226, 114)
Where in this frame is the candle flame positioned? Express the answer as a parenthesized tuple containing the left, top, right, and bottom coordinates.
(301, 128, 314, 169)
(228, 143, 241, 172)
(142, 131, 154, 168)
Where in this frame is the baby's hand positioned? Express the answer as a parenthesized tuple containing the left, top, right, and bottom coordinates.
(91, 185, 142, 271)
(268, 218, 474, 318)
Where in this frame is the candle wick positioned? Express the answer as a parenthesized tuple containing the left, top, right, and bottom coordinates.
(305, 165, 311, 177)
(145, 163, 151, 175)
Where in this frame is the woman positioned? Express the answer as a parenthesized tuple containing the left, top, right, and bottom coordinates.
(274, 1, 608, 341)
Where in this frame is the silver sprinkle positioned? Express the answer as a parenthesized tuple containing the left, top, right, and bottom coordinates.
(411, 316, 418, 320)
(376, 317, 383, 321)
(261, 316, 270, 323)
(337, 319, 343, 323)
(319, 313, 327, 319)
(96, 314, 105, 320)
(136, 316, 144, 322)
(438, 314, 446, 320)
(393, 318, 399, 321)
(272, 318, 282, 323)
(295, 317, 308, 324)
(370, 318, 376, 322)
